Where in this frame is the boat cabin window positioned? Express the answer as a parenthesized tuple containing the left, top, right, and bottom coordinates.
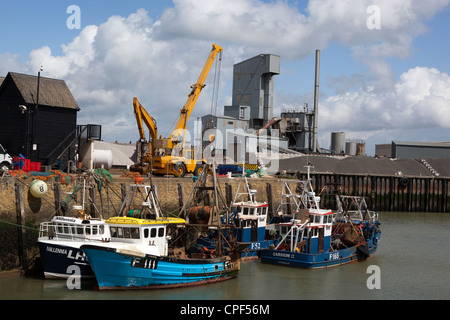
(309, 215, 322, 223)
(144, 227, 165, 238)
(54, 223, 104, 236)
(243, 207, 250, 215)
(110, 226, 140, 239)
(86, 226, 98, 235)
(85, 225, 103, 236)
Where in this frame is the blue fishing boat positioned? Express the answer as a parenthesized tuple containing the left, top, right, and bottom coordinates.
(81, 216, 240, 290)
(189, 165, 276, 260)
(259, 166, 381, 269)
(81, 174, 241, 290)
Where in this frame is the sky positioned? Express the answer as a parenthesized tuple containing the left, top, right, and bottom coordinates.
(1, 0, 449, 156)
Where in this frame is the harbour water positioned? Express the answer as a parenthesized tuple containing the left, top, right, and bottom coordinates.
(1, 211, 449, 301)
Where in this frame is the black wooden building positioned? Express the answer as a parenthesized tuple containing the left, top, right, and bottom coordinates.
(0, 72, 80, 166)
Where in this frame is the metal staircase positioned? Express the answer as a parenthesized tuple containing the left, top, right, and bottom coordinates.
(44, 124, 101, 169)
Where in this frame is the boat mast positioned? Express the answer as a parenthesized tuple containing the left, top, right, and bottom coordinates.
(212, 162, 222, 256)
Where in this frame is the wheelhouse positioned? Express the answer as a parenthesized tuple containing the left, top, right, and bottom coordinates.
(274, 208, 334, 254)
(105, 216, 185, 256)
(230, 202, 269, 242)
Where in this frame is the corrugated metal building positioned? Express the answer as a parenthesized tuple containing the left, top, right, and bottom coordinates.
(201, 114, 248, 153)
(228, 54, 280, 129)
(392, 141, 450, 159)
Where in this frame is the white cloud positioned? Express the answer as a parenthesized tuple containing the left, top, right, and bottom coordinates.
(318, 66, 450, 153)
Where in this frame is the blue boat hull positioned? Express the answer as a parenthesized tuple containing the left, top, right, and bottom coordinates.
(259, 238, 379, 269)
(38, 241, 95, 279)
(81, 245, 239, 290)
(197, 237, 276, 260)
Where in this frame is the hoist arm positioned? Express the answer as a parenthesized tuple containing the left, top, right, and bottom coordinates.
(169, 43, 223, 139)
(133, 97, 158, 142)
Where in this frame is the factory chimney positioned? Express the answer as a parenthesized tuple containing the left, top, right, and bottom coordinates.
(312, 49, 320, 153)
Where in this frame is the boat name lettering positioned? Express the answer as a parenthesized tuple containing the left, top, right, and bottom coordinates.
(47, 246, 67, 255)
(46, 247, 86, 261)
(131, 257, 158, 269)
(54, 217, 77, 223)
(272, 252, 294, 259)
(250, 242, 261, 250)
(329, 252, 340, 260)
(67, 249, 87, 261)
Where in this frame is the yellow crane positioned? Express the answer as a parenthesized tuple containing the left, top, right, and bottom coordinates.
(132, 43, 223, 177)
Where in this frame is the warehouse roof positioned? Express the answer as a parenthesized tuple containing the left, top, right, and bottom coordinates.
(274, 154, 450, 178)
(393, 141, 450, 148)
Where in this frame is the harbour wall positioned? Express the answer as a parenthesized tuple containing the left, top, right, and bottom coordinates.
(300, 173, 450, 213)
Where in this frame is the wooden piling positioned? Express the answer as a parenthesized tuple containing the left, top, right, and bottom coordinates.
(14, 182, 26, 268)
(292, 172, 450, 212)
(53, 182, 61, 216)
(177, 183, 184, 210)
(89, 182, 97, 218)
(225, 183, 233, 207)
(266, 182, 274, 220)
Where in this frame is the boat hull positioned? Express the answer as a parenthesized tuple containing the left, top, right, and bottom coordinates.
(81, 245, 240, 290)
(259, 239, 379, 269)
(38, 240, 95, 279)
(197, 238, 276, 261)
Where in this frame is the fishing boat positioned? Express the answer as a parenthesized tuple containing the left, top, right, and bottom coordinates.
(81, 178, 240, 290)
(38, 212, 109, 279)
(37, 181, 156, 280)
(259, 166, 381, 269)
(190, 165, 276, 260)
(38, 176, 111, 279)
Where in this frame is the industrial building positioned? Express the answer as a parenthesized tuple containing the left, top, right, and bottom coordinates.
(201, 114, 248, 157)
(228, 53, 280, 130)
(271, 50, 322, 154)
(279, 108, 315, 153)
(388, 141, 450, 159)
(374, 141, 450, 159)
(200, 50, 328, 162)
(202, 53, 288, 161)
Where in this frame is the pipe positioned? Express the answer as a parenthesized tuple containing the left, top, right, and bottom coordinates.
(256, 117, 281, 136)
(312, 50, 320, 153)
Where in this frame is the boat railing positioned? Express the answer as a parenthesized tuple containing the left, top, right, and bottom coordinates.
(335, 195, 378, 223)
(39, 221, 107, 242)
(277, 178, 322, 215)
(274, 219, 309, 251)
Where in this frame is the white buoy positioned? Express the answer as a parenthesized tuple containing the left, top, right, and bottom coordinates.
(30, 179, 48, 198)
